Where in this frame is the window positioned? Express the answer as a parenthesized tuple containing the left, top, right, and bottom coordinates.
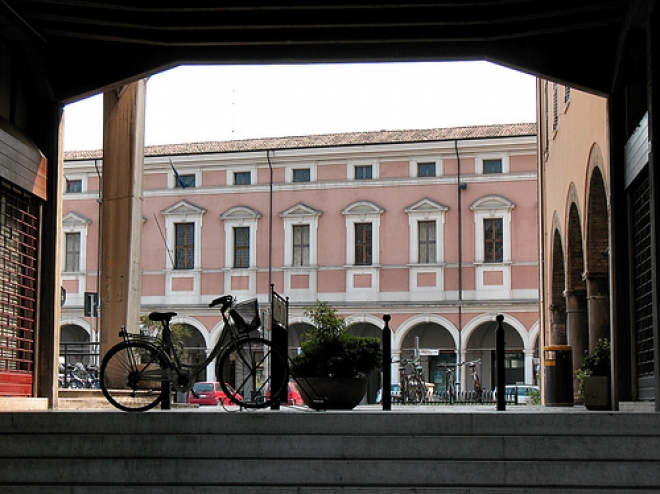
(417, 162, 436, 177)
(293, 168, 311, 182)
(175, 174, 196, 188)
(484, 218, 503, 262)
(175, 223, 195, 269)
(234, 171, 251, 185)
(418, 221, 437, 264)
(234, 226, 250, 268)
(483, 159, 503, 174)
(355, 165, 372, 180)
(355, 223, 372, 265)
(66, 179, 82, 193)
(292, 224, 310, 266)
(64, 232, 81, 272)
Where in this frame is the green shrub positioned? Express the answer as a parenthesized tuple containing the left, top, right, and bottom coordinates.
(290, 301, 382, 379)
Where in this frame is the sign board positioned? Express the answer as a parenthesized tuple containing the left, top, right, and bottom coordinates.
(272, 290, 288, 326)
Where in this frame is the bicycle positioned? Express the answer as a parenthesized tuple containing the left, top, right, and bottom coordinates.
(100, 294, 288, 412)
(398, 358, 427, 405)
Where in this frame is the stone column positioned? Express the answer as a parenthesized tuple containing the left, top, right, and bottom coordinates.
(99, 81, 146, 355)
(565, 289, 588, 392)
(584, 272, 610, 352)
(549, 303, 567, 345)
(524, 350, 535, 384)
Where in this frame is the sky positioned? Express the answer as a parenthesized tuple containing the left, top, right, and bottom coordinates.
(62, 61, 537, 151)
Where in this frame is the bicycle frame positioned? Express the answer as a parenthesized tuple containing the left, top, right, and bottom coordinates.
(122, 296, 258, 389)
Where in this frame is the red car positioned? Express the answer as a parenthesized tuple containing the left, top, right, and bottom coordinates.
(266, 381, 304, 406)
(189, 381, 242, 406)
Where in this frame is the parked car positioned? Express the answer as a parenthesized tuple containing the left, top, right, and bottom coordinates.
(189, 381, 242, 406)
(376, 383, 402, 404)
(493, 384, 540, 404)
(266, 381, 304, 405)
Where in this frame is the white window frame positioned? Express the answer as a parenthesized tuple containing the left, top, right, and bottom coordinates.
(161, 200, 206, 300)
(410, 158, 442, 178)
(343, 201, 384, 266)
(342, 201, 384, 298)
(61, 211, 92, 304)
(404, 198, 448, 295)
(62, 212, 91, 274)
(348, 160, 379, 180)
(64, 175, 87, 194)
(286, 163, 317, 183)
(476, 154, 510, 175)
(280, 202, 322, 299)
(227, 165, 257, 186)
(280, 203, 321, 267)
(221, 206, 261, 297)
(470, 195, 515, 299)
(168, 169, 201, 189)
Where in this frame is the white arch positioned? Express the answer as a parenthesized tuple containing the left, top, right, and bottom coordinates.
(288, 315, 313, 327)
(345, 313, 384, 328)
(461, 312, 531, 349)
(392, 313, 460, 351)
(528, 320, 541, 352)
(171, 315, 212, 350)
(60, 317, 93, 337)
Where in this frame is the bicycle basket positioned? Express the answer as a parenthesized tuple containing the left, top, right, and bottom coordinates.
(230, 297, 261, 333)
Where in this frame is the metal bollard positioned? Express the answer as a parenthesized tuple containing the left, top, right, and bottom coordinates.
(496, 314, 506, 411)
(382, 314, 392, 411)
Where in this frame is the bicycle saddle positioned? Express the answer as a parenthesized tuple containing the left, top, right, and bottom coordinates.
(149, 311, 177, 322)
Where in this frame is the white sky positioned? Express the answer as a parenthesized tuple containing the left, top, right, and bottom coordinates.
(63, 61, 537, 151)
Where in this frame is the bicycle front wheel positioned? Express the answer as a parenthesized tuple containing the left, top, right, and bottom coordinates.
(216, 337, 287, 408)
(100, 341, 168, 412)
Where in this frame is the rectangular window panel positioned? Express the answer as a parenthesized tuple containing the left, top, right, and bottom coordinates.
(234, 226, 250, 268)
(66, 179, 82, 193)
(292, 224, 310, 266)
(483, 159, 502, 174)
(175, 174, 196, 188)
(355, 223, 372, 266)
(355, 165, 372, 180)
(293, 169, 311, 182)
(484, 218, 503, 262)
(64, 232, 81, 272)
(418, 221, 437, 264)
(175, 223, 194, 269)
(418, 162, 436, 177)
(234, 172, 251, 185)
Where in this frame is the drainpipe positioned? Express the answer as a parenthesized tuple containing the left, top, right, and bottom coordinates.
(455, 140, 465, 389)
(267, 150, 273, 303)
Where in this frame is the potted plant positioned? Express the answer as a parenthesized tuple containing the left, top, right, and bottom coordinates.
(290, 301, 382, 410)
(575, 338, 611, 410)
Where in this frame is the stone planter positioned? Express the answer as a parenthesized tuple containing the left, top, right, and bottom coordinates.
(297, 377, 368, 410)
(583, 375, 611, 410)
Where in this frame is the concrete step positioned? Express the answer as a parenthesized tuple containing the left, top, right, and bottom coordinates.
(0, 410, 659, 492)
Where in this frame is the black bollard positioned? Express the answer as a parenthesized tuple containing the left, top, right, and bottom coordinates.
(382, 314, 392, 411)
(496, 314, 506, 411)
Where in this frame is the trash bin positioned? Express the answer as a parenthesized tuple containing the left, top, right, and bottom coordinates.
(544, 345, 574, 406)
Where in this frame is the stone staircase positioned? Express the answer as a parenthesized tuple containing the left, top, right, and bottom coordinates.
(1, 407, 659, 492)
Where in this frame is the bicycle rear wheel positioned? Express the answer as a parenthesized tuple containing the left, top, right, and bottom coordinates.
(216, 337, 287, 408)
(100, 341, 168, 412)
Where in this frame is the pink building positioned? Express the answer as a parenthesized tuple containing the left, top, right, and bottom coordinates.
(61, 124, 539, 397)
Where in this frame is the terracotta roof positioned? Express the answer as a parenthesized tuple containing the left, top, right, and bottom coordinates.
(64, 123, 536, 161)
